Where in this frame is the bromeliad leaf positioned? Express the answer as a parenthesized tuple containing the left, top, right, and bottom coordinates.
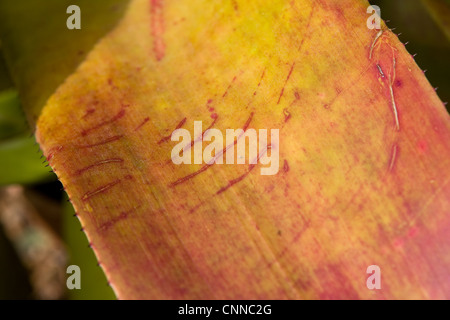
(2, 0, 450, 299)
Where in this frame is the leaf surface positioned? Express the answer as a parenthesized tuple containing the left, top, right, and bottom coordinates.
(6, 0, 450, 299)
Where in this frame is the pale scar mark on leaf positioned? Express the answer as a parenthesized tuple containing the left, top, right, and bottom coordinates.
(389, 143, 398, 172)
(369, 29, 383, 60)
(369, 30, 400, 132)
(369, 29, 402, 174)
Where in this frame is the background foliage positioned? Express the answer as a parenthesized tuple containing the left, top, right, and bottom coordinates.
(0, 0, 448, 299)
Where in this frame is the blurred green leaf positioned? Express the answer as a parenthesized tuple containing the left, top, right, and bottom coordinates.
(63, 200, 116, 300)
(0, 0, 130, 125)
(0, 89, 28, 140)
(0, 135, 53, 185)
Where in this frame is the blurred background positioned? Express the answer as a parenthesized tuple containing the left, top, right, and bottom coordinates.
(0, 0, 449, 299)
